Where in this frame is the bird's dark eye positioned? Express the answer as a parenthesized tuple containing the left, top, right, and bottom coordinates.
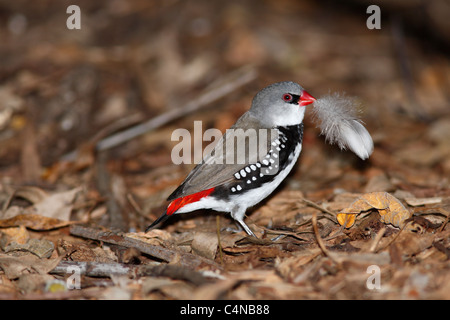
(282, 93, 293, 102)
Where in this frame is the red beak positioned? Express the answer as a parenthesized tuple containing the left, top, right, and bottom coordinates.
(299, 90, 316, 107)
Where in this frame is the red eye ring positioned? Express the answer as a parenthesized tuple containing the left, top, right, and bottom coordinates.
(282, 93, 293, 102)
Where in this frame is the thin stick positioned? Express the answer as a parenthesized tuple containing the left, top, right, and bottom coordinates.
(51, 261, 209, 286)
(301, 197, 337, 218)
(312, 212, 337, 263)
(369, 226, 386, 253)
(127, 193, 147, 220)
(438, 209, 450, 233)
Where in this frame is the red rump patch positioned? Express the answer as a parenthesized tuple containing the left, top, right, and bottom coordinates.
(166, 187, 215, 216)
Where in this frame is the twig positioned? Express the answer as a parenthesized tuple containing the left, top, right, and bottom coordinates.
(69, 225, 221, 271)
(438, 209, 450, 233)
(300, 197, 338, 222)
(126, 193, 148, 220)
(51, 260, 130, 277)
(51, 261, 209, 286)
(369, 226, 386, 253)
(260, 226, 310, 242)
(312, 212, 338, 263)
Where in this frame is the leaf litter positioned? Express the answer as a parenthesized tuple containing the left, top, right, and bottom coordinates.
(0, 0, 450, 300)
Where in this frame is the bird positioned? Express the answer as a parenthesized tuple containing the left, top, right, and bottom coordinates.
(145, 81, 316, 237)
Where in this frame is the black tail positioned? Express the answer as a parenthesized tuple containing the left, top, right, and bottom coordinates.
(145, 211, 170, 233)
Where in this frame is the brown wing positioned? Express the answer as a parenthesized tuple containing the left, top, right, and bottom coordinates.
(167, 113, 277, 201)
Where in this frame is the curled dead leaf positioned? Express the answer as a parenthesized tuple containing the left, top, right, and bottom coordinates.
(0, 253, 61, 280)
(336, 213, 356, 228)
(0, 226, 29, 247)
(0, 214, 75, 230)
(128, 229, 172, 245)
(191, 232, 218, 260)
(6, 186, 49, 205)
(0, 187, 82, 230)
(23, 187, 82, 221)
(4, 238, 55, 258)
(337, 192, 412, 228)
(405, 197, 442, 207)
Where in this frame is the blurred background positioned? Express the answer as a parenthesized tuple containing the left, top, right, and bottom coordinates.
(0, 0, 449, 231)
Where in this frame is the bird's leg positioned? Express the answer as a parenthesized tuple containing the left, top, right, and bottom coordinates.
(231, 207, 257, 238)
(237, 219, 257, 238)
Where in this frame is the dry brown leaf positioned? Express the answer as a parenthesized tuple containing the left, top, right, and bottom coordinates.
(0, 214, 75, 230)
(0, 253, 61, 279)
(192, 278, 240, 300)
(127, 230, 172, 246)
(327, 193, 362, 212)
(379, 231, 438, 257)
(0, 226, 29, 247)
(1, 206, 23, 220)
(141, 277, 180, 295)
(7, 186, 48, 205)
(191, 232, 218, 260)
(337, 192, 412, 228)
(23, 187, 81, 221)
(275, 249, 322, 281)
(58, 239, 99, 262)
(217, 232, 246, 248)
(4, 238, 55, 258)
(253, 190, 305, 226)
(405, 197, 442, 207)
(17, 273, 55, 294)
(2, 187, 82, 226)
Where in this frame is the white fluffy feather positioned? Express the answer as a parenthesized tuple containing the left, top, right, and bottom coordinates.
(310, 93, 373, 160)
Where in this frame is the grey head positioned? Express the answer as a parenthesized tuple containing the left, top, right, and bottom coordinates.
(249, 81, 314, 127)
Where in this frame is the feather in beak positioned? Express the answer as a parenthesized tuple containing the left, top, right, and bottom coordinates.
(310, 92, 374, 160)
